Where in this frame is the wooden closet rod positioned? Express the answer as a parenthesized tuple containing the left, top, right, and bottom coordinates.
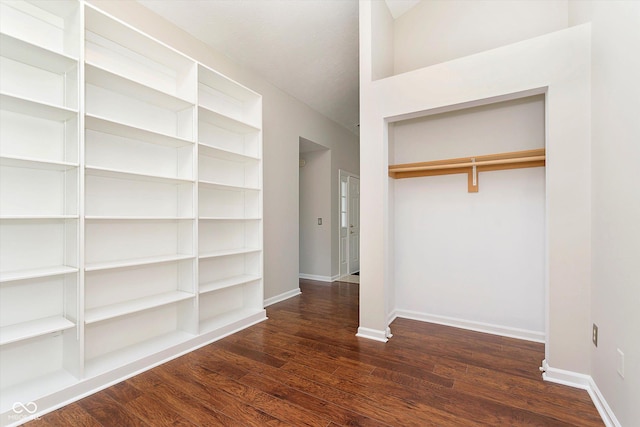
(389, 155, 545, 173)
(388, 148, 545, 193)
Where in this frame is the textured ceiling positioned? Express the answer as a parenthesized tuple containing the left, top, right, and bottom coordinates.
(138, 0, 360, 136)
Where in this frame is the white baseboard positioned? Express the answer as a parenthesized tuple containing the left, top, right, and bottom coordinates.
(395, 309, 545, 343)
(299, 273, 336, 282)
(0, 312, 267, 427)
(587, 377, 622, 427)
(387, 310, 397, 325)
(356, 327, 388, 343)
(541, 360, 620, 427)
(264, 288, 301, 307)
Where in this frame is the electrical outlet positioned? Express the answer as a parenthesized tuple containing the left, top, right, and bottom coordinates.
(617, 349, 625, 378)
(317, 218, 322, 225)
(592, 323, 598, 347)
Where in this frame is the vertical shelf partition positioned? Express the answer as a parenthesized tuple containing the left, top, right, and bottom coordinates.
(0, 2, 264, 422)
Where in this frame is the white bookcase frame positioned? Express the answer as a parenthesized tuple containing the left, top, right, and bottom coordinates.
(0, 1, 82, 420)
(0, 2, 264, 424)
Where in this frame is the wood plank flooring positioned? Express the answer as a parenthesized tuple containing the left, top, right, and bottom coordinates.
(29, 279, 603, 426)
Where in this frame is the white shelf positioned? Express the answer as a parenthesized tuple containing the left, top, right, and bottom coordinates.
(0, 92, 77, 121)
(0, 265, 78, 283)
(198, 179, 260, 192)
(0, 32, 78, 72)
(0, 155, 78, 171)
(83, 330, 194, 379)
(85, 63, 193, 112)
(86, 216, 195, 221)
(85, 4, 195, 103)
(85, 165, 194, 185)
(85, 114, 193, 148)
(85, 254, 195, 272)
(198, 105, 260, 134)
(0, 316, 75, 346)
(0, 369, 78, 415)
(199, 248, 261, 260)
(198, 64, 260, 104)
(0, 0, 80, 61)
(0, 215, 78, 220)
(85, 291, 194, 324)
(198, 217, 262, 221)
(198, 143, 260, 162)
(199, 274, 261, 295)
(199, 308, 266, 335)
(198, 63, 261, 129)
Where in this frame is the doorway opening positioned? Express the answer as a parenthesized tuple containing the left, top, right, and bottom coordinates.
(299, 138, 331, 281)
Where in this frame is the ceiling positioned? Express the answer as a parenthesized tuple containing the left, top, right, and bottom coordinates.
(138, 1, 420, 137)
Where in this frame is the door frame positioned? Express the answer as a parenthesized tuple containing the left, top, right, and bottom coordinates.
(338, 169, 360, 279)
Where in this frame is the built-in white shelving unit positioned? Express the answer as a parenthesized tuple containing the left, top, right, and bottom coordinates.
(197, 63, 263, 337)
(0, 0, 81, 420)
(0, 2, 264, 424)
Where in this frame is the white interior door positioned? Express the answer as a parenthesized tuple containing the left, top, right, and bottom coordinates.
(348, 176, 360, 274)
(339, 173, 349, 277)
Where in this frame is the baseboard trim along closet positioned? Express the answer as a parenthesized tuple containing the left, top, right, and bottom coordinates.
(394, 309, 545, 343)
(541, 360, 621, 427)
(356, 326, 389, 343)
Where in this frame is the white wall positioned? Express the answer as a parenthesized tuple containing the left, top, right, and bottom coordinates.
(393, 0, 568, 75)
(90, 1, 359, 302)
(299, 148, 332, 279)
(392, 96, 546, 339)
(371, 0, 394, 80)
(569, 2, 640, 425)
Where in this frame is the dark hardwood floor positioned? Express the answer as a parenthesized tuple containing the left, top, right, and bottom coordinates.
(30, 279, 603, 426)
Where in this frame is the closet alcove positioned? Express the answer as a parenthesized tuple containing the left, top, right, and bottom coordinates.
(389, 95, 546, 340)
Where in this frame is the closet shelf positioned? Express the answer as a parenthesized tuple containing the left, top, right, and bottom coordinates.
(388, 148, 545, 192)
